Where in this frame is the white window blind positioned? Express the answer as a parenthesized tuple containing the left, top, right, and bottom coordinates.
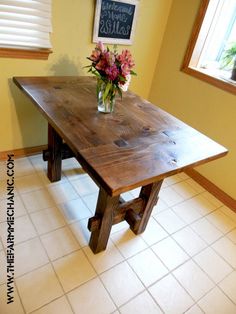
(0, 0, 52, 50)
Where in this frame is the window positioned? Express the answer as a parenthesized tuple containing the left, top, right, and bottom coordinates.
(182, 0, 236, 95)
(0, 0, 52, 60)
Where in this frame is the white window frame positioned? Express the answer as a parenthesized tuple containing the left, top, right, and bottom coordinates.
(182, 0, 236, 95)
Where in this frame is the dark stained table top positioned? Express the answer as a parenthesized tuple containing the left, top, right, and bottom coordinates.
(13, 76, 228, 196)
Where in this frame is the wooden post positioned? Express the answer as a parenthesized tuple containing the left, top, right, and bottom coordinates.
(47, 124, 63, 182)
(128, 180, 163, 235)
(89, 188, 120, 253)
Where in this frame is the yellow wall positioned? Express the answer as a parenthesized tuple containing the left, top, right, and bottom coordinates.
(149, 0, 236, 199)
(0, 0, 172, 152)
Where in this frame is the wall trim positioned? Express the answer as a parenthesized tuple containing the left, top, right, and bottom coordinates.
(0, 145, 47, 160)
(185, 168, 236, 212)
(1, 145, 235, 212)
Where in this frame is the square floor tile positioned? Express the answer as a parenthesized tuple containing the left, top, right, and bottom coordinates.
(193, 247, 233, 283)
(0, 214, 37, 247)
(53, 250, 96, 292)
(154, 209, 186, 234)
(29, 154, 47, 172)
(62, 157, 80, 168)
(185, 304, 204, 314)
(206, 209, 236, 234)
(201, 191, 223, 208)
(111, 220, 129, 234)
(140, 217, 168, 246)
(15, 174, 43, 193)
(15, 237, 49, 277)
(48, 182, 78, 204)
(172, 201, 202, 224)
(220, 206, 236, 223)
(177, 172, 190, 180)
(0, 196, 27, 222)
(63, 166, 87, 182)
(0, 250, 6, 284)
(227, 229, 236, 243)
(129, 187, 141, 198)
(152, 237, 189, 270)
(149, 274, 194, 314)
(120, 290, 162, 314)
(58, 197, 92, 223)
(0, 179, 9, 200)
(16, 264, 63, 313)
(212, 237, 236, 268)
(185, 178, 205, 193)
(30, 207, 66, 235)
(173, 260, 214, 301)
(0, 284, 25, 314)
(198, 287, 236, 314)
(83, 241, 124, 274)
(121, 191, 134, 202)
(41, 226, 80, 261)
(81, 193, 98, 213)
(69, 218, 90, 247)
(191, 217, 223, 245)
(111, 229, 147, 258)
(152, 198, 169, 215)
(219, 271, 236, 303)
(70, 177, 99, 197)
(67, 277, 116, 314)
(171, 181, 199, 200)
(164, 174, 183, 186)
(38, 170, 68, 186)
(32, 296, 73, 314)
(14, 157, 35, 177)
(128, 248, 168, 287)
(100, 261, 144, 307)
(184, 194, 217, 216)
(21, 188, 55, 213)
(159, 186, 184, 207)
(172, 226, 207, 256)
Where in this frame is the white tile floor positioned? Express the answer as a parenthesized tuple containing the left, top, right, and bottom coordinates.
(0, 154, 236, 313)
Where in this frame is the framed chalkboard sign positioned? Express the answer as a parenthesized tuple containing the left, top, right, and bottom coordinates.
(93, 0, 139, 45)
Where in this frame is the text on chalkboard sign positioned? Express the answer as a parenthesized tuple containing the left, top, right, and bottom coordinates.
(93, 0, 139, 45)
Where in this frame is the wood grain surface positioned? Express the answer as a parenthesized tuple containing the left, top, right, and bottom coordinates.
(13, 76, 228, 196)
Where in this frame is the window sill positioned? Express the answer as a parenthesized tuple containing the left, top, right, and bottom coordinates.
(0, 48, 52, 60)
(182, 65, 236, 96)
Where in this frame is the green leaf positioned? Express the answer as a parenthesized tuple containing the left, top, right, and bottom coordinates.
(130, 70, 137, 76)
(103, 82, 112, 102)
(118, 75, 126, 82)
(117, 87, 122, 99)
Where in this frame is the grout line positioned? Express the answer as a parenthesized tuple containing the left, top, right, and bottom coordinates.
(2, 154, 236, 313)
(26, 212, 76, 314)
(10, 164, 76, 313)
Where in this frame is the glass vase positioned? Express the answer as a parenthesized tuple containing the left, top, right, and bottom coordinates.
(97, 80, 115, 113)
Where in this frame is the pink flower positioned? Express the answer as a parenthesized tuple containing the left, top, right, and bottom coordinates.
(96, 41, 105, 52)
(104, 51, 115, 66)
(117, 50, 135, 72)
(89, 49, 101, 62)
(95, 58, 107, 71)
(121, 63, 131, 76)
(105, 64, 119, 81)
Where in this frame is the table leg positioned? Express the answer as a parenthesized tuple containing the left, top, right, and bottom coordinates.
(88, 180, 163, 254)
(127, 180, 163, 235)
(47, 124, 63, 182)
(89, 188, 120, 254)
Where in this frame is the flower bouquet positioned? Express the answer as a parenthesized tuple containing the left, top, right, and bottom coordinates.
(86, 42, 136, 113)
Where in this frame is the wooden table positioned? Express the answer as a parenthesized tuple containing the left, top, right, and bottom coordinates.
(13, 76, 228, 253)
